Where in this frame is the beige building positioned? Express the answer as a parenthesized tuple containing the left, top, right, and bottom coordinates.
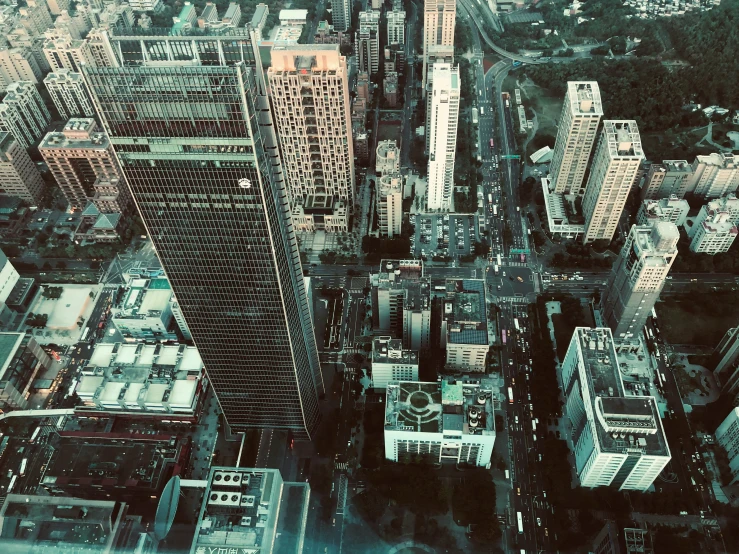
(426, 63, 460, 211)
(43, 30, 94, 72)
(378, 175, 403, 238)
(39, 118, 130, 213)
(46, 0, 70, 16)
(422, 0, 455, 91)
(0, 46, 43, 86)
(18, 0, 53, 36)
(689, 209, 738, 255)
(0, 81, 51, 148)
(550, 81, 603, 195)
(692, 194, 739, 229)
(688, 153, 739, 199)
(582, 121, 644, 243)
(640, 160, 693, 199)
(86, 28, 119, 68)
(44, 69, 95, 120)
(636, 195, 690, 228)
(269, 45, 354, 232)
(0, 132, 44, 203)
(376, 140, 400, 176)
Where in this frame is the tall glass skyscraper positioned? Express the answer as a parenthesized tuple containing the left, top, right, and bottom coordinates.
(83, 28, 323, 439)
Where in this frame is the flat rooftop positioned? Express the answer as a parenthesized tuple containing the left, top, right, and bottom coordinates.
(603, 120, 644, 159)
(567, 81, 603, 115)
(377, 259, 424, 285)
(630, 223, 679, 265)
(372, 337, 418, 365)
(663, 159, 691, 173)
(444, 280, 488, 345)
(114, 277, 172, 318)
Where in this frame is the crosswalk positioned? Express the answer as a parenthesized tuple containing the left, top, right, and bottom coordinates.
(504, 261, 528, 268)
(497, 296, 529, 303)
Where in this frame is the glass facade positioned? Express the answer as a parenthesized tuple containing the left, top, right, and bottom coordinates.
(83, 33, 323, 439)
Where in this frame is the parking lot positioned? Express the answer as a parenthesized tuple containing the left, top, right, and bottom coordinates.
(410, 213, 480, 259)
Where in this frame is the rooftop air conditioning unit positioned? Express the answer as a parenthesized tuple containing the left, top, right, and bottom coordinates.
(208, 492, 241, 506)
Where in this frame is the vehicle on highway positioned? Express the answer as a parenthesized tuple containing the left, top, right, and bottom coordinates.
(508, 386, 514, 404)
(517, 512, 523, 533)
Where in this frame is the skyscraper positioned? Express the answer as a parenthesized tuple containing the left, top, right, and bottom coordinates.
(44, 69, 95, 120)
(422, 0, 455, 92)
(83, 28, 323, 439)
(687, 153, 739, 199)
(550, 82, 603, 195)
(601, 223, 678, 340)
(426, 63, 459, 211)
(0, 81, 50, 148)
(331, 0, 351, 33)
(582, 120, 644, 243)
(268, 45, 354, 232)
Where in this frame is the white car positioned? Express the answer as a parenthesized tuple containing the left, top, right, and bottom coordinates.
(537, 518, 541, 526)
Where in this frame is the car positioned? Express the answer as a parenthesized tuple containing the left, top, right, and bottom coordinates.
(509, 359, 513, 365)
(517, 276, 524, 282)
(517, 487, 521, 495)
(545, 528, 548, 537)
(666, 276, 673, 280)
(511, 378, 515, 385)
(537, 518, 542, 527)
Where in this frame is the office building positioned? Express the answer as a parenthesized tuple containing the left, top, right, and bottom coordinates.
(601, 223, 678, 341)
(422, 0, 455, 91)
(74, 341, 205, 416)
(111, 277, 178, 341)
(378, 175, 403, 237)
(426, 63, 460, 211)
(371, 336, 418, 389)
(373, 259, 424, 336)
(129, 0, 162, 12)
(0, 46, 43, 86)
(0, 131, 44, 203)
(387, 8, 406, 45)
(689, 209, 738, 254)
(39, 118, 129, 213)
(357, 10, 380, 77)
(562, 328, 671, 491)
(636, 195, 690, 227)
(44, 69, 95, 120)
(384, 70, 399, 107)
(384, 377, 495, 466)
(268, 45, 354, 232)
(690, 194, 739, 233)
(713, 327, 739, 396)
(0, 81, 50, 148)
(46, 0, 69, 15)
(376, 140, 400, 176)
(640, 160, 693, 200)
(688, 153, 739, 199)
(582, 121, 644, 243)
(403, 281, 431, 351)
(43, 30, 94, 72)
(550, 82, 604, 195)
(331, 0, 350, 32)
(192, 467, 310, 554)
(170, 294, 193, 341)
(0, 333, 53, 410)
(83, 28, 323, 439)
(442, 279, 488, 372)
(715, 408, 739, 484)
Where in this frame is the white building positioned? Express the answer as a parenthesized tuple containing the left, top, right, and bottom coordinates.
(372, 336, 418, 389)
(269, 45, 354, 232)
(688, 153, 739, 199)
(387, 8, 406, 45)
(550, 82, 603, 195)
(128, 0, 162, 12)
(378, 175, 403, 238)
(582, 121, 644, 243)
(384, 378, 495, 466)
(0, 47, 43, 86)
(169, 294, 192, 341)
(562, 328, 671, 491)
(331, 0, 350, 32)
(376, 140, 400, 176)
(690, 194, 739, 233)
(43, 31, 93, 72)
(357, 10, 380, 77)
(426, 63, 460, 211)
(636, 195, 690, 227)
(422, 0, 455, 91)
(0, 81, 50, 148)
(640, 160, 693, 200)
(442, 279, 488, 372)
(403, 281, 431, 351)
(74, 342, 205, 415)
(715, 408, 739, 484)
(44, 69, 95, 120)
(0, 131, 44, 203)
(278, 9, 308, 26)
(0, 250, 20, 322)
(689, 209, 738, 254)
(111, 277, 177, 342)
(373, 259, 425, 335)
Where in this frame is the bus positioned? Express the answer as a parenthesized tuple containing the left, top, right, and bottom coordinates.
(502, 330, 507, 345)
(508, 387, 514, 404)
(29, 427, 40, 444)
(651, 307, 658, 320)
(480, 107, 484, 116)
(471, 107, 479, 125)
(532, 419, 537, 432)
(517, 512, 524, 534)
(514, 318, 520, 331)
(494, 264, 499, 275)
(493, 205, 498, 216)
(7, 475, 17, 494)
(81, 328, 90, 341)
(489, 138, 494, 148)
(497, 254, 502, 266)
(19, 458, 27, 476)
(488, 193, 493, 204)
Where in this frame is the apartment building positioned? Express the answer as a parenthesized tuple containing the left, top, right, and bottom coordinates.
(601, 223, 679, 340)
(0, 46, 43, 86)
(713, 328, 739, 396)
(43, 30, 94, 72)
(640, 160, 693, 199)
(562, 328, 671, 491)
(86, 28, 119, 68)
(376, 140, 400, 176)
(582, 121, 644, 243)
(689, 194, 739, 234)
(357, 10, 380, 77)
(18, 0, 53, 35)
(688, 153, 739, 199)
(426, 63, 460, 211)
(422, 0, 456, 91)
(550, 82, 604, 195)
(44, 69, 95, 120)
(0, 132, 44, 203)
(636, 195, 690, 227)
(268, 45, 354, 232)
(371, 336, 418, 389)
(378, 175, 403, 238)
(689, 209, 738, 254)
(442, 279, 488, 372)
(715, 408, 739, 484)
(39, 118, 129, 212)
(387, 8, 406, 45)
(0, 81, 50, 148)
(331, 0, 350, 32)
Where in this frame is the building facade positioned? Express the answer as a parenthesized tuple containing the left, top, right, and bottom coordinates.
(689, 209, 738, 254)
(713, 327, 739, 396)
(640, 160, 692, 200)
(422, 0, 455, 91)
(268, 45, 354, 232)
(43, 30, 94, 72)
(357, 10, 380, 77)
(83, 29, 324, 439)
(331, 0, 350, 32)
(387, 8, 406, 45)
(426, 63, 459, 211)
(44, 69, 95, 120)
(715, 408, 739, 484)
(0, 131, 44, 203)
(688, 153, 739, 199)
(0, 81, 50, 148)
(371, 336, 418, 389)
(636, 195, 690, 227)
(562, 328, 671, 491)
(374, 259, 424, 336)
(0, 333, 52, 410)
(442, 279, 488, 372)
(582, 121, 644, 243)
(550, 82, 603, 195)
(601, 223, 679, 341)
(378, 175, 403, 238)
(0, 46, 43, 86)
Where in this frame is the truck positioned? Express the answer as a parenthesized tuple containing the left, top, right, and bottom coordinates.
(502, 330, 507, 345)
(472, 107, 479, 125)
(493, 205, 498, 216)
(508, 387, 514, 404)
(494, 264, 499, 275)
(514, 318, 520, 331)
(480, 107, 484, 116)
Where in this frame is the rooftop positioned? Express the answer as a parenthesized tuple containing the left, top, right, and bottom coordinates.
(385, 378, 495, 436)
(662, 159, 692, 173)
(602, 120, 644, 159)
(39, 119, 110, 151)
(695, 152, 737, 169)
(372, 337, 418, 365)
(700, 210, 739, 235)
(567, 81, 603, 116)
(629, 223, 679, 264)
(113, 277, 173, 319)
(376, 259, 424, 287)
(444, 280, 488, 345)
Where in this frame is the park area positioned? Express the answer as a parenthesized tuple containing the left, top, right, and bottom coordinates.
(655, 290, 739, 346)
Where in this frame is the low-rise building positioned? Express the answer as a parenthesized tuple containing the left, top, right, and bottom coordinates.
(562, 328, 671, 491)
(371, 336, 418, 389)
(636, 195, 690, 227)
(111, 277, 177, 341)
(0, 332, 52, 410)
(442, 279, 489, 372)
(192, 467, 310, 554)
(74, 202, 123, 243)
(689, 209, 738, 254)
(290, 196, 348, 233)
(384, 377, 496, 466)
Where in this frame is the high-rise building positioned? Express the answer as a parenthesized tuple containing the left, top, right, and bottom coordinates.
(387, 8, 406, 45)
(46, 0, 69, 16)
(636, 195, 690, 227)
(268, 45, 354, 233)
(0, 131, 44, 203)
(591, 521, 653, 554)
(0, 251, 20, 323)
(374, 259, 424, 336)
(83, 28, 323, 439)
(601, 223, 679, 340)
(0, 81, 50, 148)
(562, 327, 671, 491)
(426, 63, 459, 211)
(713, 328, 739, 396)
(422, 0, 455, 91)
(39, 118, 129, 213)
(0, 333, 52, 410)
(688, 153, 739, 199)
(18, 0, 53, 35)
(715, 408, 739, 485)
(384, 377, 495, 466)
(640, 160, 693, 200)
(582, 121, 644, 243)
(376, 140, 400, 176)
(43, 30, 94, 72)
(44, 69, 95, 120)
(357, 10, 380, 77)
(378, 174, 403, 237)
(690, 193, 739, 231)
(371, 336, 418, 389)
(331, 0, 350, 32)
(442, 279, 488, 372)
(549, 82, 603, 195)
(688, 209, 738, 254)
(0, 46, 43, 86)
(86, 28, 119, 68)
